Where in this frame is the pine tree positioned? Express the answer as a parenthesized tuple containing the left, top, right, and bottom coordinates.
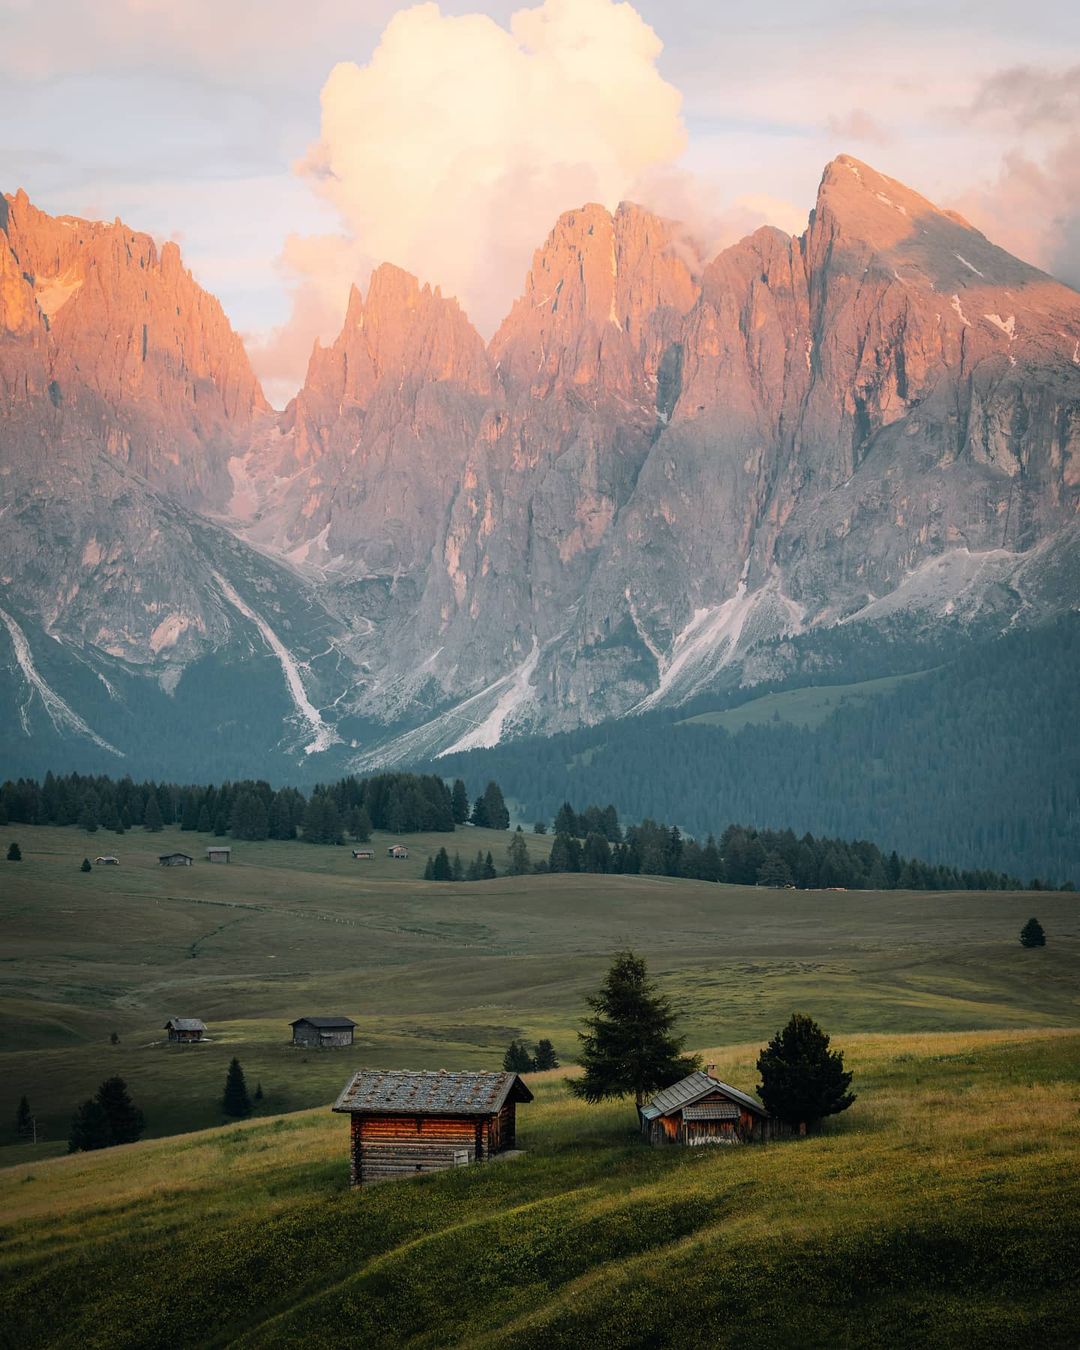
(451, 852, 464, 881)
(534, 820, 548, 835)
(7, 842, 21, 861)
(572, 951, 698, 1108)
(554, 802, 578, 837)
(81, 858, 92, 872)
(347, 806, 372, 842)
(143, 794, 163, 833)
(532, 1039, 559, 1071)
(1020, 917, 1046, 948)
(423, 856, 435, 880)
(222, 1058, 252, 1118)
(197, 803, 212, 833)
(507, 830, 530, 875)
(432, 847, 453, 881)
(95, 1076, 145, 1144)
(15, 1095, 33, 1140)
(470, 792, 490, 828)
(481, 782, 510, 830)
(502, 1039, 534, 1073)
(757, 852, 794, 887)
(451, 779, 470, 825)
(254, 1081, 264, 1103)
(68, 1099, 112, 1152)
(482, 851, 497, 879)
(583, 832, 611, 873)
(756, 1013, 855, 1133)
(78, 791, 100, 833)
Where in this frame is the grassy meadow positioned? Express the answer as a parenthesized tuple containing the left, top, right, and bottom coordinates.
(1, 820, 1078, 1152)
(1, 1030, 1078, 1347)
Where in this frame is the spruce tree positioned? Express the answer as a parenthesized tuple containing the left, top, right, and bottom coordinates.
(95, 1077, 145, 1144)
(197, 803, 212, 833)
(68, 1099, 112, 1152)
(423, 856, 435, 880)
(7, 842, 21, 861)
(757, 852, 794, 887)
(143, 794, 163, 833)
(1020, 917, 1046, 947)
(482, 782, 510, 830)
(81, 858, 92, 872)
(451, 779, 470, 825)
(554, 802, 578, 837)
(451, 851, 464, 881)
(222, 1058, 252, 1118)
(756, 1013, 855, 1132)
(508, 829, 530, 875)
(254, 1082, 264, 1102)
(432, 847, 453, 881)
(572, 951, 698, 1108)
(532, 1039, 559, 1071)
(534, 820, 548, 835)
(470, 792, 491, 828)
(502, 1040, 534, 1073)
(78, 792, 100, 833)
(15, 1095, 33, 1140)
(482, 851, 497, 879)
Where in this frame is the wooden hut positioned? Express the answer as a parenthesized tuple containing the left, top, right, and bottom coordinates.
(387, 845, 409, 860)
(159, 852, 193, 867)
(351, 848, 375, 860)
(640, 1070, 787, 1145)
(333, 1068, 533, 1186)
(94, 855, 120, 865)
(291, 1015, 356, 1048)
(206, 846, 231, 863)
(165, 1017, 206, 1043)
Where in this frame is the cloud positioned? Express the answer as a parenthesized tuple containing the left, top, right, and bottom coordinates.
(268, 0, 687, 378)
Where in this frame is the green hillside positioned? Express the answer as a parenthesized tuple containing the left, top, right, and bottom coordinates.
(2, 1031, 1078, 1348)
(679, 669, 928, 732)
(2, 823, 1078, 1153)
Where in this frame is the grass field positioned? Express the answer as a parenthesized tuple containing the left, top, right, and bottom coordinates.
(679, 670, 929, 732)
(1, 1030, 1078, 1348)
(2, 821, 1078, 1153)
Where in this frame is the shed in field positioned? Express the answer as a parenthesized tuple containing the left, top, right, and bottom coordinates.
(387, 845, 409, 860)
(94, 855, 120, 865)
(159, 852, 193, 867)
(333, 1068, 533, 1186)
(352, 848, 375, 860)
(640, 1070, 786, 1145)
(291, 1015, 356, 1048)
(206, 846, 231, 863)
(165, 1017, 206, 1043)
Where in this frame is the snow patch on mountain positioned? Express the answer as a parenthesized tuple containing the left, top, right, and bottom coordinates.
(440, 638, 540, 754)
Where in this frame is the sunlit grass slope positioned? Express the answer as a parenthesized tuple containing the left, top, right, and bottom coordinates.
(1, 1031, 1078, 1349)
(2, 823, 1078, 1150)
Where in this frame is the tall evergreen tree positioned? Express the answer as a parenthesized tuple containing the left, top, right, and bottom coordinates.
(756, 1013, 855, 1133)
(95, 1077, 145, 1144)
(532, 1039, 559, 1071)
(222, 1058, 252, 1118)
(507, 829, 530, 875)
(482, 851, 497, 879)
(68, 1099, 112, 1152)
(554, 802, 579, 837)
(451, 779, 470, 825)
(78, 791, 100, 833)
(1020, 917, 1046, 947)
(15, 1095, 33, 1140)
(481, 781, 510, 830)
(431, 847, 453, 881)
(572, 951, 698, 1108)
(757, 852, 794, 887)
(502, 1039, 534, 1073)
(143, 794, 163, 833)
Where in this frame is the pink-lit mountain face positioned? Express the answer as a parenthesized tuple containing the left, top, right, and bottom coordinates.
(2, 158, 1079, 765)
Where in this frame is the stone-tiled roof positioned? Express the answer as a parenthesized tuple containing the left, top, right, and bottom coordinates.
(165, 1017, 205, 1031)
(333, 1069, 533, 1116)
(640, 1071, 767, 1120)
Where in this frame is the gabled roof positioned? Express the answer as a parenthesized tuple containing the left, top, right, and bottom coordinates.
(291, 1016, 357, 1029)
(640, 1071, 768, 1120)
(165, 1017, 205, 1031)
(333, 1069, 533, 1116)
(159, 852, 193, 860)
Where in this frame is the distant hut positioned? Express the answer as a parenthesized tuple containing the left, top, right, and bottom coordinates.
(206, 846, 231, 864)
(165, 1017, 206, 1044)
(291, 1016, 357, 1048)
(387, 845, 409, 860)
(94, 855, 120, 866)
(640, 1070, 787, 1145)
(333, 1068, 533, 1186)
(351, 849, 375, 860)
(159, 852, 193, 867)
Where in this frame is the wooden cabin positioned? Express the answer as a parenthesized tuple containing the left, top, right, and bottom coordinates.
(291, 1015, 356, 1048)
(640, 1070, 787, 1145)
(333, 1068, 533, 1186)
(352, 848, 375, 860)
(206, 846, 231, 864)
(94, 855, 120, 866)
(165, 1017, 206, 1043)
(159, 852, 193, 867)
(387, 845, 409, 860)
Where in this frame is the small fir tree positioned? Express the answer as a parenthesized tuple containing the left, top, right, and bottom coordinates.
(534, 820, 548, 835)
(95, 1076, 145, 1144)
(222, 1057, 252, 1118)
(81, 858, 92, 872)
(572, 951, 698, 1108)
(254, 1081, 264, 1103)
(1020, 917, 1046, 947)
(502, 1040, 534, 1073)
(431, 847, 453, 881)
(482, 851, 497, 879)
(7, 841, 21, 861)
(507, 830, 530, 875)
(110, 1032, 120, 1045)
(68, 1099, 112, 1152)
(423, 856, 435, 880)
(451, 851, 464, 881)
(532, 1039, 559, 1071)
(15, 1095, 33, 1140)
(756, 1013, 855, 1133)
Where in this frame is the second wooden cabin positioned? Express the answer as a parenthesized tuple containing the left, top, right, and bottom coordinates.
(640, 1069, 788, 1145)
(333, 1068, 533, 1186)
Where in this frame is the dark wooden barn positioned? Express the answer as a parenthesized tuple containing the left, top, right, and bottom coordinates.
(291, 1015, 356, 1048)
(640, 1070, 787, 1145)
(159, 852, 193, 867)
(333, 1068, 533, 1186)
(165, 1017, 206, 1043)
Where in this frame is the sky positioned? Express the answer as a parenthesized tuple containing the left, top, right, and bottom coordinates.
(3, 0, 1078, 406)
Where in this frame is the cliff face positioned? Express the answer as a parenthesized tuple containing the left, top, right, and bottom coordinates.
(2, 160, 1079, 768)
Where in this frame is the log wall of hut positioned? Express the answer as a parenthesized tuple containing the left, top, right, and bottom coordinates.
(352, 1113, 496, 1185)
(292, 1024, 354, 1048)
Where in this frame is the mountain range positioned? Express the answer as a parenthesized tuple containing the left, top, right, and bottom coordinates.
(1, 156, 1078, 781)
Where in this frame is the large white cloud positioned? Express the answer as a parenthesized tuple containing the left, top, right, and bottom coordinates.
(272, 0, 688, 363)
